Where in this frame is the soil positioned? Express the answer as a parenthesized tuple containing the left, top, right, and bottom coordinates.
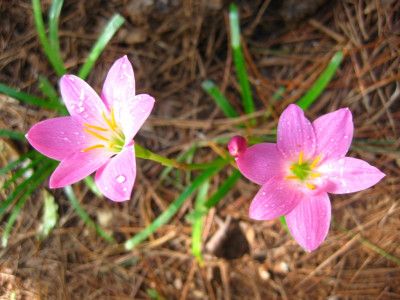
(1, 0, 399, 299)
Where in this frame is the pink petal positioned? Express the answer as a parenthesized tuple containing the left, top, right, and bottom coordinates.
(95, 144, 136, 202)
(277, 104, 316, 161)
(236, 143, 284, 185)
(249, 175, 303, 220)
(26, 117, 93, 161)
(319, 157, 385, 194)
(119, 94, 155, 143)
(285, 192, 331, 252)
(313, 108, 353, 163)
(49, 148, 111, 188)
(60, 75, 107, 125)
(101, 55, 135, 112)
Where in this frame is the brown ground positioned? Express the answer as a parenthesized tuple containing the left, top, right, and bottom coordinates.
(1, 0, 399, 299)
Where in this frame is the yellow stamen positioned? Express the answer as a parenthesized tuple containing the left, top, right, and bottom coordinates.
(306, 182, 316, 190)
(102, 111, 116, 131)
(310, 173, 321, 178)
(310, 154, 322, 169)
(109, 142, 116, 149)
(284, 176, 299, 180)
(289, 166, 295, 170)
(298, 151, 303, 165)
(110, 108, 116, 128)
(82, 144, 105, 152)
(83, 128, 109, 141)
(82, 123, 108, 131)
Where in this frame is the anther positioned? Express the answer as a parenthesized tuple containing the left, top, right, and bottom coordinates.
(82, 144, 105, 152)
(102, 111, 116, 131)
(82, 123, 108, 131)
(83, 128, 109, 141)
(284, 176, 299, 180)
(310, 154, 322, 169)
(298, 151, 304, 165)
(110, 108, 116, 128)
(306, 182, 316, 190)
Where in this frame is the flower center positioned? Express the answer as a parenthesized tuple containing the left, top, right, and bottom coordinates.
(81, 108, 125, 152)
(284, 152, 322, 190)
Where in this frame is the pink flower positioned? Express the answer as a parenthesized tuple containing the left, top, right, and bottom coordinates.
(228, 104, 385, 251)
(26, 56, 155, 202)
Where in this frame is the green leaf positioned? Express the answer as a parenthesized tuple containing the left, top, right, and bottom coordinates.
(1, 159, 56, 247)
(0, 82, 65, 112)
(83, 176, 103, 198)
(125, 167, 221, 250)
(63, 185, 114, 243)
(0, 129, 26, 140)
(32, 0, 67, 76)
(202, 80, 239, 118)
(0, 151, 38, 177)
(191, 180, 210, 265)
(297, 51, 343, 110)
(205, 169, 241, 208)
(37, 190, 59, 241)
(2, 155, 45, 189)
(229, 4, 255, 125)
(0, 158, 55, 221)
(48, 0, 65, 72)
(78, 14, 125, 80)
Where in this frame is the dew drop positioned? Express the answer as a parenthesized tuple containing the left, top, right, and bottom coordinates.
(76, 107, 85, 113)
(80, 88, 85, 100)
(330, 138, 334, 142)
(116, 175, 126, 183)
(68, 77, 75, 82)
(74, 132, 79, 135)
(60, 131, 64, 134)
(70, 105, 75, 109)
(122, 63, 127, 69)
(123, 187, 128, 192)
(344, 135, 349, 139)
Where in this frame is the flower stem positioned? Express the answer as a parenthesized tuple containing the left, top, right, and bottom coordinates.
(134, 143, 230, 170)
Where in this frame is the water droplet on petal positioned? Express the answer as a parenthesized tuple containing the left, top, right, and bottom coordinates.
(116, 175, 126, 183)
(76, 106, 85, 113)
(123, 187, 127, 192)
(122, 63, 127, 69)
(344, 135, 348, 139)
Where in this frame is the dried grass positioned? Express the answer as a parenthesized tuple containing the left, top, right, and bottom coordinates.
(1, 0, 399, 299)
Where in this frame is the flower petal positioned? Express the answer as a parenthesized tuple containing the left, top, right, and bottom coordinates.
(249, 175, 303, 220)
(119, 94, 155, 143)
(49, 148, 111, 188)
(101, 55, 135, 112)
(26, 117, 93, 161)
(228, 136, 247, 158)
(60, 75, 107, 125)
(277, 104, 316, 161)
(285, 192, 331, 252)
(95, 144, 136, 202)
(313, 108, 353, 163)
(236, 143, 284, 185)
(319, 157, 385, 194)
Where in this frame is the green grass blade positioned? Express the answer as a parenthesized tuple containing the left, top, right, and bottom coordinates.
(78, 14, 125, 80)
(0, 129, 25, 140)
(0, 151, 39, 177)
(125, 167, 221, 250)
(296, 51, 343, 110)
(63, 185, 114, 243)
(31, 0, 66, 76)
(0, 159, 55, 221)
(229, 4, 255, 125)
(0, 82, 65, 111)
(2, 155, 45, 189)
(191, 180, 210, 265)
(38, 76, 59, 103)
(83, 176, 103, 198)
(202, 80, 239, 118)
(1, 159, 55, 247)
(332, 218, 400, 264)
(205, 169, 241, 208)
(48, 0, 65, 72)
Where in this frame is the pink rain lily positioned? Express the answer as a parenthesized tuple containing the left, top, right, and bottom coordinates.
(26, 56, 155, 202)
(228, 104, 385, 251)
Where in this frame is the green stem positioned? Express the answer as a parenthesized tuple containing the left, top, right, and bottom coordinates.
(134, 143, 230, 170)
